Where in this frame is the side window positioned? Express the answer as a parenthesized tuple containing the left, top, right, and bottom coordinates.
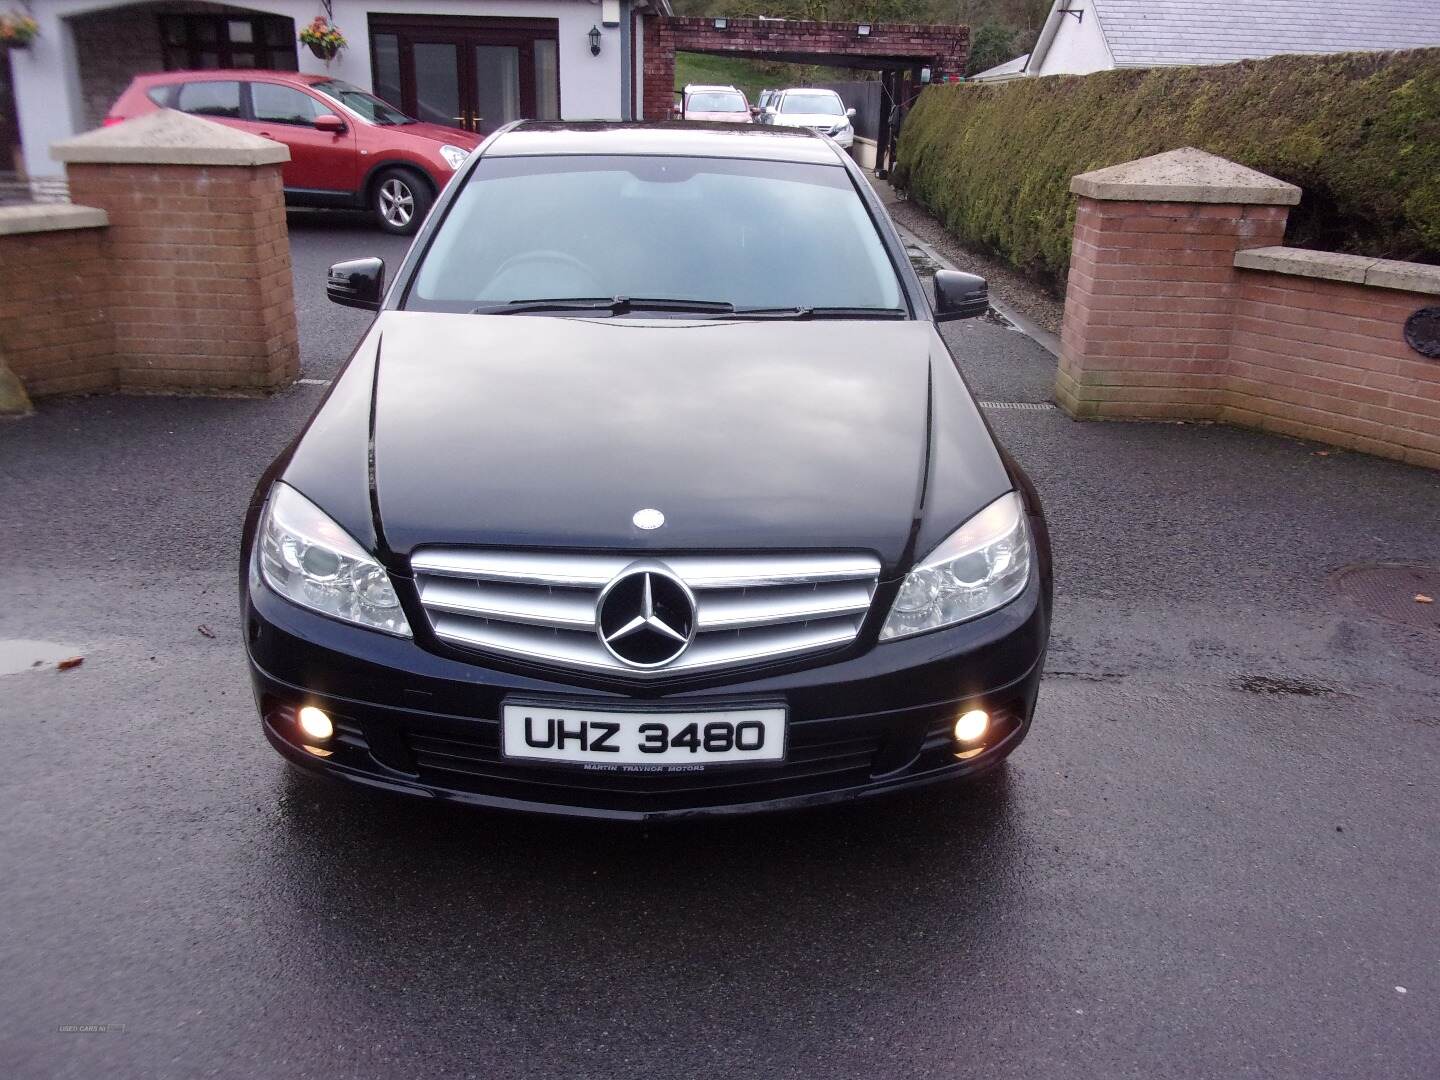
(146, 85, 176, 108)
(175, 81, 242, 118)
(251, 83, 321, 125)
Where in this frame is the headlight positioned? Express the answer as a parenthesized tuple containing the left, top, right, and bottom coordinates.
(438, 144, 470, 170)
(255, 482, 411, 637)
(880, 492, 1031, 640)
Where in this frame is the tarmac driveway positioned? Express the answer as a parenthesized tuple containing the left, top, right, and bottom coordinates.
(1, 215, 1437, 1080)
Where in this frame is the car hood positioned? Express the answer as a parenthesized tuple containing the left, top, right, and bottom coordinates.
(774, 114, 846, 127)
(358, 312, 1004, 576)
(686, 111, 752, 123)
(393, 120, 481, 148)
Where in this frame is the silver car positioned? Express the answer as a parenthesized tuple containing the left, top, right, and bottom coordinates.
(762, 88, 856, 148)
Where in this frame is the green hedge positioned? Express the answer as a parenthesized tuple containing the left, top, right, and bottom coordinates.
(894, 49, 1440, 292)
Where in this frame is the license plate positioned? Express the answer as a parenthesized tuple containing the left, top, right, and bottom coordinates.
(501, 702, 786, 767)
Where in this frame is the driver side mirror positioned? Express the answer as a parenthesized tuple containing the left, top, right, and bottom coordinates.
(327, 257, 385, 311)
(933, 270, 988, 321)
(313, 113, 347, 134)
(846, 107, 857, 118)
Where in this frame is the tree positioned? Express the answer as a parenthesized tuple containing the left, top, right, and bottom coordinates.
(966, 20, 1018, 75)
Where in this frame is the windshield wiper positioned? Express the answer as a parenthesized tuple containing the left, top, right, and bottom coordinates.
(470, 296, 736, 316)
(731, 306, 908, 320)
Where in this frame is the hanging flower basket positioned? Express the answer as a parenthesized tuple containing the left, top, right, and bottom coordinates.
(0, 12, 39, 49)
(299, 16, 345, 62)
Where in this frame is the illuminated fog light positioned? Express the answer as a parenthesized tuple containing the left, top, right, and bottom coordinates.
(298, 705, 334, 742)
(953, 709, 989, 743)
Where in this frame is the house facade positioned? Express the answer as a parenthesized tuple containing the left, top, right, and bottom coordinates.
(997, 0, 1440, 81)
(6, 0, 669, 178)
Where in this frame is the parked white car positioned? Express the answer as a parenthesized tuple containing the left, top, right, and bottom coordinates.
(761, 88, 856, 148)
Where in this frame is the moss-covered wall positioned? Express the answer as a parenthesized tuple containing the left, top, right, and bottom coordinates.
(894, 49, 1440, 293)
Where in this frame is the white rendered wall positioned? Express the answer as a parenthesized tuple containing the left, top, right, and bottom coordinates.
(1033, 1, 1114, 77)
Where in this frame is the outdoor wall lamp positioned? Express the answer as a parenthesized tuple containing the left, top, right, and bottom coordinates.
(857, 24, 871, 36)
(713, 18, 727, 30)
(589, 24, 601, 56)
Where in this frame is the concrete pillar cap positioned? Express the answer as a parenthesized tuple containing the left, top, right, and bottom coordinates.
(1070, 147, 1300, 205)
(51, 109, 289, 167)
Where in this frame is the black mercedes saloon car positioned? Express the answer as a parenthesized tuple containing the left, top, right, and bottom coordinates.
(241, 121, 1052, 820)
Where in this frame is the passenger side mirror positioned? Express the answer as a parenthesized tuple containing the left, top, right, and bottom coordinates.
(327, 257, 385, 311)
(313, 113, 346, 134)
(933, 270, 988, 321)
(846, 107, 857, 118)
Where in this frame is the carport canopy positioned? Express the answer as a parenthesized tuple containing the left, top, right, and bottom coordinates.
(641, 16, 970, 121)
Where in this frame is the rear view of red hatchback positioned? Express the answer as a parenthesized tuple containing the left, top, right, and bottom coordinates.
(108, 70, 482, 234)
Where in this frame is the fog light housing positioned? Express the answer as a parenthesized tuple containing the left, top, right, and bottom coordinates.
(953, 708, 989, 744)
(298, 705, 334, 742)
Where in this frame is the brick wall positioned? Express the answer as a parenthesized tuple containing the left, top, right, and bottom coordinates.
(1057, 152, 1440, 470)
(70, 7, 166, 130)
(69, 2, 271, 130)
(642, 17, 969, 121)
(65, 161, 298, 394)
(0, 225, 113, 396)
(1227, 274, 1440, 469)
(1058, 197, 1287, 420)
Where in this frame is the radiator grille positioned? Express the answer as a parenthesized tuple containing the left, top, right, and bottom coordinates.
(411, 550, 881, 678)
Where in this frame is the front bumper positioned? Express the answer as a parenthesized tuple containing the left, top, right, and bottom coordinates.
(245, 573, 1048, 821)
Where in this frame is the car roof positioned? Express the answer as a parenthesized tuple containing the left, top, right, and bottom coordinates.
(779, 87, 844, 96)
(488, 122, 843, 165)
(138, 69, 329, 85)
(684, 84, 741, 93)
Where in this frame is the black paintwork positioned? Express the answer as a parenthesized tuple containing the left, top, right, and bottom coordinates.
(934, 270, 990, 321)
(325, 257, 385, 311)
(243, 120, 1052, 818)
(364, 312, 1008, 573)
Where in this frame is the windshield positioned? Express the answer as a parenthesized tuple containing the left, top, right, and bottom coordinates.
(780, 93, 845, 116)
(687, 91, 747, 113)
(408, 155, 903, 314)
(311, 79, 413, 125)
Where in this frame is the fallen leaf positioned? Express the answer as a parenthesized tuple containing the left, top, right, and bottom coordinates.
(57, 656, 84, 671)
(1313, 450, 1330, 457)
(1415, 594, 1434, 604)
(197, 624, 216, 638)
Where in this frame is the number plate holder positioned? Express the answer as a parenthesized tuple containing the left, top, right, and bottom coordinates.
(500, 697, 788, 768)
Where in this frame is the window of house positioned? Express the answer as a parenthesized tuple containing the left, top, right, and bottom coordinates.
(175, 81, 242, 119)
(251, 82, 322, 125)
(159, 15, 298, 72)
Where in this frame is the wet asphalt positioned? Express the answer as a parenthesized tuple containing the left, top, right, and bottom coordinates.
(2, 210, 1438, 1080)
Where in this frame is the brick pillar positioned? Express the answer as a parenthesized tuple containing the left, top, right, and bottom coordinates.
(1056, 148, 1299, 420)
(52, 110, 298, 395)
(641, 15, 674, 122)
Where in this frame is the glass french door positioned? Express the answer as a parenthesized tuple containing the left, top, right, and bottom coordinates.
(369, 17, 560, 135)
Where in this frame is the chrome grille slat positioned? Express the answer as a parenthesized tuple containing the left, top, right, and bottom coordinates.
(413, 548, 881, 677)
(696, 581, 874, 630)
(419, 578, 596, 629)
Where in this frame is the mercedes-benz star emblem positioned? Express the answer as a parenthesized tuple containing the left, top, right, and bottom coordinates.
(596, 566, 696, 668)
(632, 508, 665, 530)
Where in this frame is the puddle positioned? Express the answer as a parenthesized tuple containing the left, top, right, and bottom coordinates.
(1234, 675, 1334, 697)
(904, 244, 942, 276)
(0, 639, 82, 676)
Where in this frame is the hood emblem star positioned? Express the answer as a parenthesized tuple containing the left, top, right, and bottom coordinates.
(596, 566, 696, 668)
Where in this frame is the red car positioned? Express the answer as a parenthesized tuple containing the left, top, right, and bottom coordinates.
(107, 71, 482, 234)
